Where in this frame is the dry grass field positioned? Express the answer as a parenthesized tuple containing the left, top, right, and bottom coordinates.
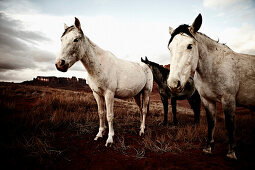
(0, 82, 255, 169)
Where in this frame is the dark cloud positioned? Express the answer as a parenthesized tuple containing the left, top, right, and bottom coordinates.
(0, 12, 54, 72)
(0, 70, 25, 82)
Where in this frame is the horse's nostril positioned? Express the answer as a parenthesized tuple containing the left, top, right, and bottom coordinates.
(60, 60, 65, 66)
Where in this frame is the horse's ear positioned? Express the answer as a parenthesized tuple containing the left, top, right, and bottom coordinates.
(190, 13, 202, 34)
(75, 17, 81, 30)
(145, 56, 149, 62)
(64, 23, 68, 30)
(141, 57, 145, 62)
(169, 26, 174, 35)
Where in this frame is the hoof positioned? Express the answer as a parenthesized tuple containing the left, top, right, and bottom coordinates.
(105, 142, 112, 147)
(105, 137, 113, 147)
(139, 130, 144, 136)
(105, 142, 113, 147)
(194, 120, 200, 124)
(226, 151, 237, 160)
(202, 147, 212, 155)
(173, 121, 178, 126)
(94, 136, 100, 141)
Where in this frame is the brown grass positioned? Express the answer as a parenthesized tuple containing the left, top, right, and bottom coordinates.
(0, 83, 255, 168)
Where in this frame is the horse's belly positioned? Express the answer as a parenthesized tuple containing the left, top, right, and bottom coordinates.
(115, 80, 146, 99)
(236, 80, 255, 108)
(115, 87, 143, 99)
(115, 71, 146, 99)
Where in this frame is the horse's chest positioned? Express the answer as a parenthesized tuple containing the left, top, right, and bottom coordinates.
(158, 84, 171, 98)
(87, 76, 108, 95)
(194, 76, 221, 101)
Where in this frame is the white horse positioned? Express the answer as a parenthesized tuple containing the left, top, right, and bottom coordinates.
(167, 14, 255, 160)
(55, 18, 153, 147)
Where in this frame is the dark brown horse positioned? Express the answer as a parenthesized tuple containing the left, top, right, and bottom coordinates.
(141, 57, 201, 125)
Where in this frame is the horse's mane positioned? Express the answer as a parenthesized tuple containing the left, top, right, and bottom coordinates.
(196, 32, 231, 49)
(147, 60, 169, 80)
(168, 24, 230, 49)
(62, 26, 74, 37)
(87, 37, 97, 48)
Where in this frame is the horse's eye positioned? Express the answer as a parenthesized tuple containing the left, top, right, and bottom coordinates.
(73, 38, 79, 42)
(187, 44, 192, 49)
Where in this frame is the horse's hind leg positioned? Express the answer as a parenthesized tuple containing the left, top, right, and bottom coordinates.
(201, 97, 216, 154)
(93, 92, 106, 141)
(134, 93, 143, 121)
(222, 96, 237, 160)
(139, 90, 150, 136)
(160, 94, 168, 125)
(188, 90, 201, 124)
(171, 98, 178, 125)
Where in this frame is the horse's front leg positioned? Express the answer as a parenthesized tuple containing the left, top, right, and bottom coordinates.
(201, 97, 216, 154)
(187, 90, 201, 124)
(222, 95, 237, 160)
(171, 98, 178, 125)
(93, 92, 106, 140)
(140, 90, 150, 136)
(160, 94, 168, 126)
(104, 91, 115, 147)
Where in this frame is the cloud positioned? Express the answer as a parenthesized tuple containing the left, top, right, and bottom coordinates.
(219, 23, 255, 55)
(0, 0, 38, 14)
(203, 0, 246, 8)
(0, 1, 170, 82)
(0, 11, 88, 82)
(0, 12, 54, 72)
(81, 15, 170, 64)
(3, 0, 253, 84)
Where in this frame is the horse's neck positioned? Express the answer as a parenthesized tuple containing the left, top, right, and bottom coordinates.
(80, 36, 104, 76)
(195, 33, 231, 77)
(152, 66, 167, 86)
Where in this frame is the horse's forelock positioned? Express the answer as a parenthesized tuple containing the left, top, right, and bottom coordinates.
(168, 24, 195, 46)
(62, 25, 74, 37)
(61, 25, 84, 38)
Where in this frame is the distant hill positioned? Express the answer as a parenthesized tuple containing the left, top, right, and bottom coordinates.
(22, 76, 91, 92)
(164, 64, 170, 70)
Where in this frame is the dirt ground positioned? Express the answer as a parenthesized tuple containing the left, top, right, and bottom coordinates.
(1, 83, 255, 169)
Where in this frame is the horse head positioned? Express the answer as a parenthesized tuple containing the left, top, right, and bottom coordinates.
(55, 17, 86, 72)
(167, 14, 202, 93)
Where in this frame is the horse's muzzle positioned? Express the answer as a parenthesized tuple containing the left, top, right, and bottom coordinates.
(169, 86, 184, 93)
(55, 60, 69, 72)
(167, 79, 184, 93)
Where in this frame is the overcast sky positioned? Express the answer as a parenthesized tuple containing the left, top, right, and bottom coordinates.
(0, 0, 255, 82)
